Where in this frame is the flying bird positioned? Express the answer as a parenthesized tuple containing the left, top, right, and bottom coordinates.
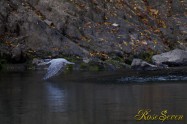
(37, 58, 74, 80)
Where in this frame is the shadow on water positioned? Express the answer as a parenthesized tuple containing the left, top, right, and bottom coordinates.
(0, 71, 187, 124)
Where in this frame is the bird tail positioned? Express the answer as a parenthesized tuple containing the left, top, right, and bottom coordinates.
(43, 76, 49, 80)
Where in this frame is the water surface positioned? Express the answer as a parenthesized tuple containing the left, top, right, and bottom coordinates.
(0, 71, 187, 124)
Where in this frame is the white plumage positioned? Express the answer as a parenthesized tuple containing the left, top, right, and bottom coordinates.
(38, 58, 74, 80)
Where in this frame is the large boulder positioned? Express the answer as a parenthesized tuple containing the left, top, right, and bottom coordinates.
(131, 59, 158, 71)
(152, 49, 187, 66)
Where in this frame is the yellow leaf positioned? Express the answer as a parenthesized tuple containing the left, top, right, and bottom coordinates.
(150, 9, 159, 15)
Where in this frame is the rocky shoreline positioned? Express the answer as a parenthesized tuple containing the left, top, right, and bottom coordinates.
(131, 49, 187, 71)
(0, 49, 186, 74)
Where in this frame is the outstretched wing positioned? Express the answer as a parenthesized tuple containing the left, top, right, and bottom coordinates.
(43, 61, 66, 80)
(37, 59, 52, 66)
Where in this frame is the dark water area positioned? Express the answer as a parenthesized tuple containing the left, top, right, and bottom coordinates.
(0, 71, 187, 124)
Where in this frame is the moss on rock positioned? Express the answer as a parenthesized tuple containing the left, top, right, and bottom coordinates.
(137, 51, 155, 63)
(88, 65, 99, 71)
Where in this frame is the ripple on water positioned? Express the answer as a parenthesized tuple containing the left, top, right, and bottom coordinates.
(118, 75, 187, 83)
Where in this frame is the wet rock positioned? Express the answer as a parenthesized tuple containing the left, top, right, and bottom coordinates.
(152, 49, 187, 66)
(131, 59, 158, 71)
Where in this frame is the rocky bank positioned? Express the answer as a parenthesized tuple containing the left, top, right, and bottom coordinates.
(0, 0, 186, 70)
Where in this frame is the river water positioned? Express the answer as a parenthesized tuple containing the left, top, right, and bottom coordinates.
(0, 71, 187, 124)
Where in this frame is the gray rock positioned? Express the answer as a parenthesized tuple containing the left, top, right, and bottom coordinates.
(0, 20, 5, 35)
(83, 57, 90, 63)
(44, 19, 54, 27)
(131, 59, 158, 71)
(152, 49, 187, 66)
(11, 44, 22, 62)
(32, 58, 44, 65)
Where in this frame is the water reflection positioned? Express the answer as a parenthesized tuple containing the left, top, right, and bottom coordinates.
(45, 82, 67, 112)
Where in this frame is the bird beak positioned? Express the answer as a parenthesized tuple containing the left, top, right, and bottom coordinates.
(67, 61, 75, 64)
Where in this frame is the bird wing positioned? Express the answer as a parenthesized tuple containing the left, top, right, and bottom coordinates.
(43, 60, 66, 80)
